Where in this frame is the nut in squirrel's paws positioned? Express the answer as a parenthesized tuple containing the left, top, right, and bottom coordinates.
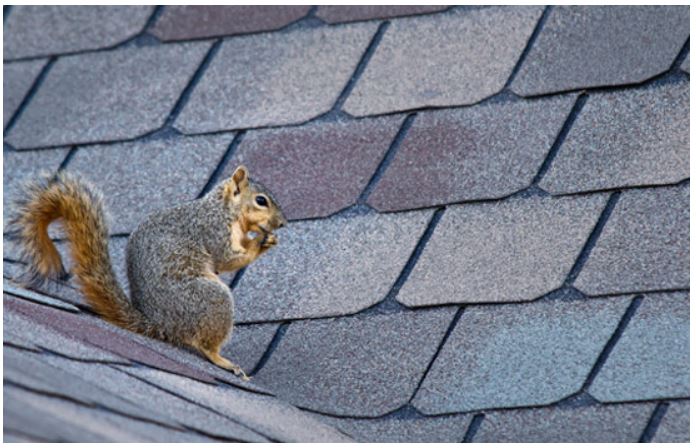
(261, 232, 278, 249)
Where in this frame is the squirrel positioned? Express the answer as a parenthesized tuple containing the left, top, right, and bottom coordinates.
(8, 165, 286, 380)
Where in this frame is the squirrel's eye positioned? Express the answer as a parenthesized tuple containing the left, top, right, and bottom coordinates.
(255, 196, 268, 207)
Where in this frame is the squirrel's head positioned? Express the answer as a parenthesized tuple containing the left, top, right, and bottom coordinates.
(222, 165, 287, 234)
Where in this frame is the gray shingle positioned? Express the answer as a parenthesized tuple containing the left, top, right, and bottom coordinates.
(222, 115, 404, 220)
(4, 299, 125, 363)
(3, 59, 47, 127)
(574, 185, 689, 295)
(222, 323, 280, 374)
(317, 412, 471, 442)
(316, 5, 448, 23)
(652, 401, 689, 443)
(175, 24, 378, 133)
(254, 308, 457, 416)
(589, 293, 689, 402)
(151, 6, 311, 41)
(31, 355, 270, 441)
(368, 95, 576, 211)
(122, 366, 354, 442)
(4, 386, 215, 442)
(474, 403, 654, 442)
(681, 53, 690, 73)
(4, 282, 80, 312)
(541, 82, 689, 195)
(413, 297, 631, 414)
(398, 194, 607, 307)
(6, 42, 212, 149)
(3, 347, 171, 425)
(343, 7, 543, 116)
(235, 210, 433, 322)
(4, 6, 154, 60)
(63, 134, 232, 234)
(511, 6, 689, 96)
(3, 148, 69, 231)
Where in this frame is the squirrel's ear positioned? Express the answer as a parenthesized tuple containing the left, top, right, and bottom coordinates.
(223, 165, 249, 201)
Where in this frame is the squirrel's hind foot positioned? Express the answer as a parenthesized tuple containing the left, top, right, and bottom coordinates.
(199, 347, 251, 381)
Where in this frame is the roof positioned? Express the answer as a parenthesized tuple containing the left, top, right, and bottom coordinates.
(3, 5, 690, 443)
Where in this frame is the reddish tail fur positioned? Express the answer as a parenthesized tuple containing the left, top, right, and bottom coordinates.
(8, 171, 151, 334)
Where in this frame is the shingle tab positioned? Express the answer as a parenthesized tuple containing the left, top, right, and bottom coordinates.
(34, 356, 269, 442)
(574, 186, 689, 295)
(589, 293, 689, 402)
(413, 297, 631, 414)
(3, 148, 69, 231)
(652, 401, 689, 443)
(4, 296, 124, 362)
(4, 347, 169, 425)
(541, 82, 689, 195)
(123, 367, 354, 442)
(241, 308, 456, 416)
(235, 210, 433, 322)
(3, 59, 47, 127)
(318, 412, 471, 442)
(3, 6, 154, 60)
(222, 116, 404, 220)
(151, 6, 311, 41)
(4, 386, 215, 442)
(63, 134, 232, 234)
(474, 403, 654, 442)
(316, 6, 448, 23)
(5, 295, 217, 383)
(511, 6, 689, 96)
(222, 324, 280, 374)
(343, 7, 543, 116)
(398, 194, 607, 306)
(6, 42, 212, 149)
(175, 24, 378, 133)
(681, 54, 690, 73)
(368, 96, 576, 211)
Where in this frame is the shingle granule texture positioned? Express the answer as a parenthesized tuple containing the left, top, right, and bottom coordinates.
(412, 297, 631, 414)
(343, 6, 543, 116)
(234, 210, 433, 322)
(397, 194, 607, 306)
(6, 42, 212, 149)
(3, 6, 154, 59)
(540, 81, 689, 194)
(652, 401, 690, 443)
(223, 115, 404, 220)
(368, 95, 576, 211)
(150, 6, 311, 41)
(254, 308, 457, 416)
(3, 59, 48, 127)
(315, 5, 448, 23)
(63, 134, 232, 234)
(474, 403, 654, 442)
(589, 292, 689, 402)
(511, 6, 689, 96)
(175, 24, 378, 133)
(318, 413, 471, 442)
(574, 185, 689, 295)
(123, 367, 354, 442)
(4, 386, 216, 442)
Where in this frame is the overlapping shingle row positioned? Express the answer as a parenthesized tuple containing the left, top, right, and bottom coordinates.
(3, 5, 689, 442)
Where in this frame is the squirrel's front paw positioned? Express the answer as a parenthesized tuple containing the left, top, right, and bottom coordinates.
(261, 233, 278, 249)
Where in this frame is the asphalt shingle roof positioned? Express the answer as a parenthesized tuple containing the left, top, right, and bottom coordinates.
(3, 5, 689, 442)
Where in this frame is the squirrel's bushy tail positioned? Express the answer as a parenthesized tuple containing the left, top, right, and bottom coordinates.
(8, 171, 152, 335)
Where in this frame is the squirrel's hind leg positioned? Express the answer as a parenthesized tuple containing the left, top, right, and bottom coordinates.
(197, 345, 250, 381)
